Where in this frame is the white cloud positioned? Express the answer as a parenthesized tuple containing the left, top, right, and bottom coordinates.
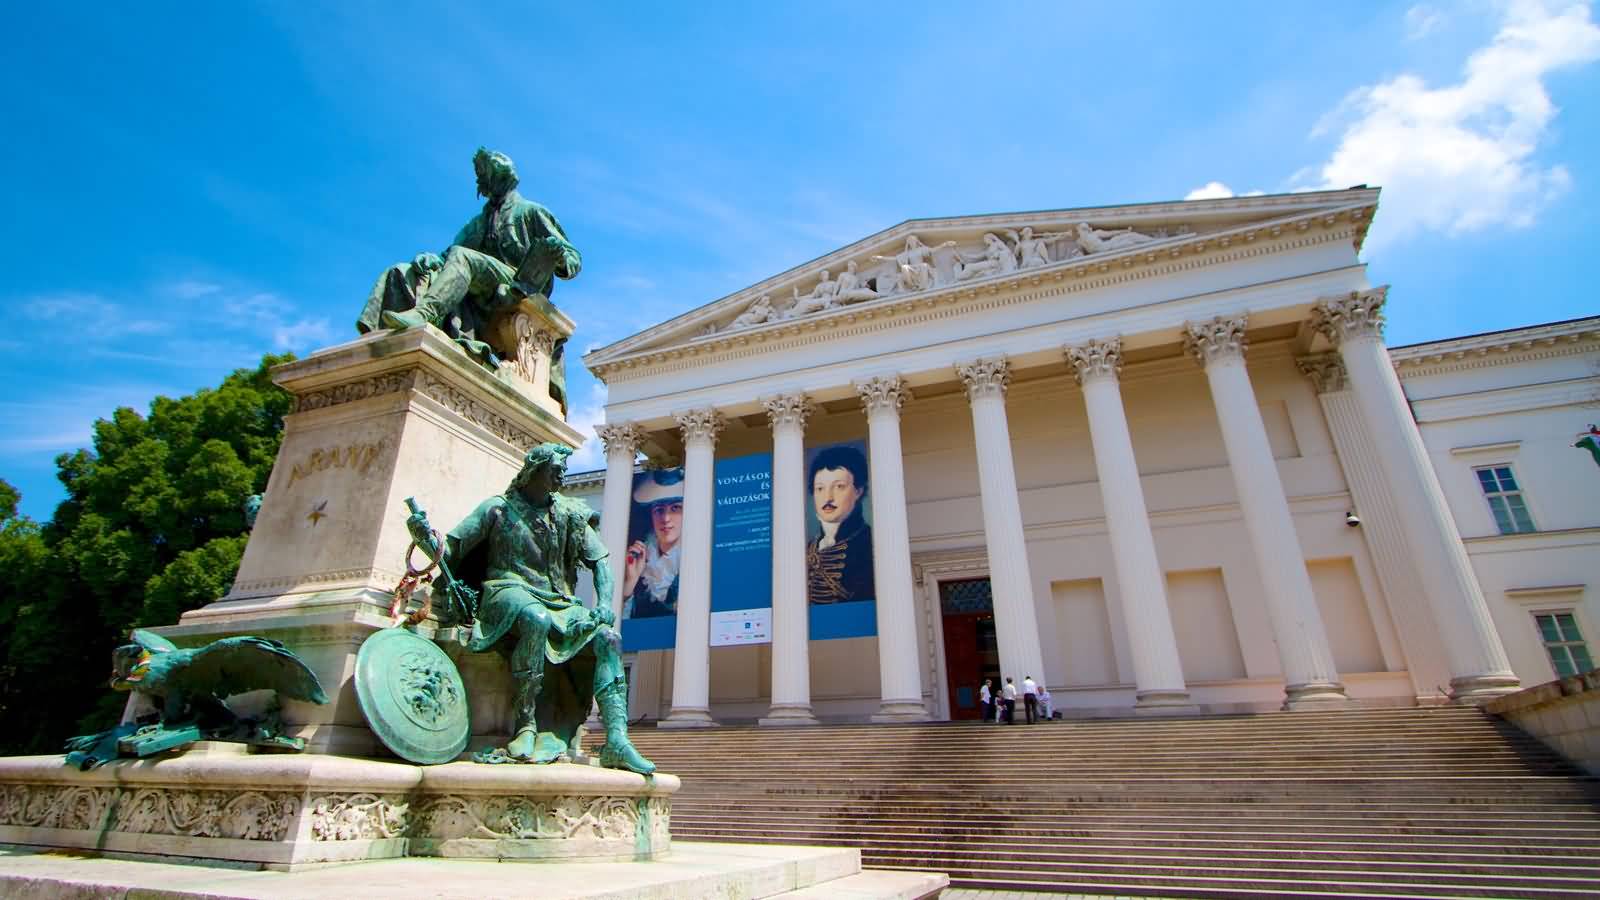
(167, 279, 223, 300)
(1405, 4, 1446, 40)
(1184, 182, 1237, 201)
(563, 382, 610, 474)
(273, 318, 336, 351)
(1299, 0, 1600, 248)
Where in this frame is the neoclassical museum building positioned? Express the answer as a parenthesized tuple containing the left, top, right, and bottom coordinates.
(572, 187, 1600, 726)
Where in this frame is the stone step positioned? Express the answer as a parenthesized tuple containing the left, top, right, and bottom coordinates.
(632, 706, 1600, 895)
(671, 809, 1600, 834)
(669, 823, 1600, 854)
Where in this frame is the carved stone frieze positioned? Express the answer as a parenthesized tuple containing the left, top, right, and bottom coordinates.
(294, 370, 419, 413)
(113, 788, 298, 841)
(1183, 316, 1249, 367)
(0, 784, 296, 842)
(508, 313, 558, 385)
(956, 358, 1012, 401)
(595, 422, 645, 458)
(675, 408, 725, 447)
(1065, 339, 1124, 385)
(855, 376, 912, 417)
(417, 372, 538, 452)
(1311, 287, 1389, 347)
(415, 793, 660, 843)
(1296, 353, 1348, 393)
(0, 784, 113, 831)
(762, 393, 813, 430)
(309, 793, 411, 841)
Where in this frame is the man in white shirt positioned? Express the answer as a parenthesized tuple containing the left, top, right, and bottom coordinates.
(1022, 675, 1039, 725)
(1001, 677, 1018, 725)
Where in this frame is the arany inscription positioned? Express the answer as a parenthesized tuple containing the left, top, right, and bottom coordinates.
(288, 440, 389, 486)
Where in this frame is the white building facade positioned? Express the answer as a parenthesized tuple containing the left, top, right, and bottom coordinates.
(579, 188, 1600, 724)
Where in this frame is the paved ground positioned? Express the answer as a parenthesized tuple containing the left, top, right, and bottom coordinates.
(942, 892, 1183, 900)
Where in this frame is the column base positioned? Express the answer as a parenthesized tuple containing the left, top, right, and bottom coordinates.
(1447, 673, 1522, 705)
(870, 700, 931, 723)
(1134, 691, 1200, 716)
(1283, 681, 1350, 709)
(658, 707, 719, 729)
(759, 704, 820, 727)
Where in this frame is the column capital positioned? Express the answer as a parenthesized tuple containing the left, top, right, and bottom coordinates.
(1183, 316, 1248, 367)
(595, 422, 645, 457)
(1311, 287, 1389, 346)
(1065, 338, 1123, 386)
(855, 376, 912, 418)
(1295, 353, 1348, 394)
(762, 393, 813, 430)
(956, 357, 1011, 401)
(675, 408, 725, 447)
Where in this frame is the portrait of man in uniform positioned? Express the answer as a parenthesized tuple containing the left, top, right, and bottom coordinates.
(805, 443, 875, 604)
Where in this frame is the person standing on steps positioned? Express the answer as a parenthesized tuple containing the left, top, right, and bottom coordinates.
(1022, 674, 1039, 725)
(1001, 676, 1017, 725)
(978, 678, 993, 723)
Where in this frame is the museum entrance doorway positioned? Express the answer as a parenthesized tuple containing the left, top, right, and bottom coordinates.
(939, 577, 999, 721)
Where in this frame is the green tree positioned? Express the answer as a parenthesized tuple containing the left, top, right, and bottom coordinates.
(0, 354, 292, 753)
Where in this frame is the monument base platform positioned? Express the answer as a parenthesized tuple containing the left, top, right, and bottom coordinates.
(0, 841, 948, 899)
(0, 745, 676, 868)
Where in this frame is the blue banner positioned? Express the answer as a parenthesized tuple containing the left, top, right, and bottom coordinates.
(710, 452, 773, 646)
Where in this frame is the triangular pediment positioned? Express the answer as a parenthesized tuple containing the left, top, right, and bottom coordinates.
(584, 188, 1378, 374)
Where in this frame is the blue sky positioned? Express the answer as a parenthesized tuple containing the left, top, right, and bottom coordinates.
(3, 1, 1597, 519)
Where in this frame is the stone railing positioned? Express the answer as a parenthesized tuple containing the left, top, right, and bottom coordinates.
(1484, 669, 1600, 774)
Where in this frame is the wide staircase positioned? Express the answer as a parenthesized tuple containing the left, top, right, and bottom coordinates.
(627, 706, 1600, 899)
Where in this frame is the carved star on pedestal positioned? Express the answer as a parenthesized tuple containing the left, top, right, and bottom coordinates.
(307, 500, 328, 526)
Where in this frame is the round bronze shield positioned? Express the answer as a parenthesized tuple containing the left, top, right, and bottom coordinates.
(355, 627, 471, 765)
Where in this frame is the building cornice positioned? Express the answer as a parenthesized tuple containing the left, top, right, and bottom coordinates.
(587, 202, 1374, 385)
(1389, 317, 1600, 378)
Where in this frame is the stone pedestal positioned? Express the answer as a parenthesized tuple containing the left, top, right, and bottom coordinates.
(0, 746, 676, 869)
(158, 318, 582, 757)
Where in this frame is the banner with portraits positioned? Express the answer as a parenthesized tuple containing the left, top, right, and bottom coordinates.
(804, 439, 878, 640)
(617, 440, 876, 650)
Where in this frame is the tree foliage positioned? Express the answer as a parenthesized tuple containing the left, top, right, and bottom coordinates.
(0, 355, 291, 753)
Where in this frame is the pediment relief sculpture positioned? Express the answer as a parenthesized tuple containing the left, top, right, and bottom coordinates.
(712, 221, 1180, 335)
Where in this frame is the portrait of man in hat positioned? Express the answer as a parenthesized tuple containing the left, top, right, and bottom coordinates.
(622, 468, 685, 619)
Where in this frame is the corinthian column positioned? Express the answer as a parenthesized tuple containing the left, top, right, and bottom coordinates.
(956, 358, 1046, 689)
(661, 408, 723, 728)
(1184, 318, 1346, 708)
(594, 422, 643, 621)
(856, 376, 929, 722)
(1066, 339, 1194, 711)
(760, 393, 819, 726)
(1311, 289, 1518, 702)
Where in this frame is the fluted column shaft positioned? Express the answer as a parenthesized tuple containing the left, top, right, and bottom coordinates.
(761, 394, 818, 726)
(1312, 289, 1518, 702)
(662, 408, 723, 727)
(1066, 340, 1193, 710)
(858, 377, 929, 722)
(957, 359, 1046, 688)
(1185, 319, 1346, 707)
(595, 423, 643, 621)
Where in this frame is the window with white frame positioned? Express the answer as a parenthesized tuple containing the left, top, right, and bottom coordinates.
(1473, 465, 1535, 534)
(1534, 612, 1594, 678)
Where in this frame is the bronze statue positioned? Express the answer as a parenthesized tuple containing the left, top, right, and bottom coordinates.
(64, 630, 328, 769)
(357, 148, 580, 405)
(407, 443, 653, 773)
